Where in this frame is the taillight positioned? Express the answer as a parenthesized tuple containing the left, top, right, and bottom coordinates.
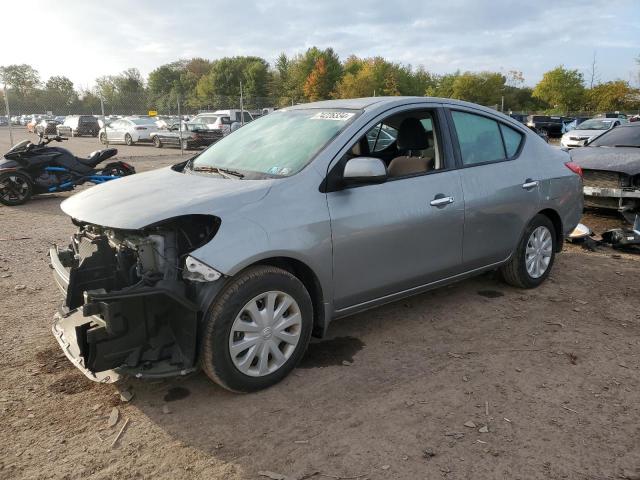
(565, 161, 583, 178)
(135, 126, 147, 130)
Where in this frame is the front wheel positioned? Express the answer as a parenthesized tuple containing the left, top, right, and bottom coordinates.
(200, 265, 313, 392)
(124, 133, 133, 146)
(0, 171, 33, 206)
(500, 214, 556, 289)
(153, 136, 162, 148)
(99, 133, 107, 144)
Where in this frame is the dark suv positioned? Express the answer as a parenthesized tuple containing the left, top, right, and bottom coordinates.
(57, 115, 100, 137)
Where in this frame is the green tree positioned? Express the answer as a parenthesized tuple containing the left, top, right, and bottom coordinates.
(288, 47, 342, 101)
(45, 75, 77, 108)
(587, 80, 639, 112)
(533, 66, 585, 112)
(450, 71, 506, 106)
(303, 57, 333, 101)
(0, 64, 40, 93)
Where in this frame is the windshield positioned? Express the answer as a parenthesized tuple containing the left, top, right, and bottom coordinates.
(577, 119, 613, 130)
(589, 126, 640, 147)
(6, 140, 31, 154)
(191, 108, 359, 177)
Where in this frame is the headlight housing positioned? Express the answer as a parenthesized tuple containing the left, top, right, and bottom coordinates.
(183, 256, 222, 282)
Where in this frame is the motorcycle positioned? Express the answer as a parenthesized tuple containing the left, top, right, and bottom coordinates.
(0, 134, 135, 206)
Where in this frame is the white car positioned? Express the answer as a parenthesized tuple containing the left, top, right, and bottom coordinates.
(560, 117, 627, 148)
(99, 117, 159, 145)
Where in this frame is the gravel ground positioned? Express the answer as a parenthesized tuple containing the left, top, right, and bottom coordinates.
(1, 133, 640, 480)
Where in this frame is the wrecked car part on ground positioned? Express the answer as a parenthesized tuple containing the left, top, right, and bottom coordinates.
(50, 97, 582, 392)
(570, 123, 640, 224)
(51, 215, 220, 382)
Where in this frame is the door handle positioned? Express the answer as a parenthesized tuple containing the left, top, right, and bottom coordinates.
(522, 179, 539, 190)
(430, 196, 454, 207)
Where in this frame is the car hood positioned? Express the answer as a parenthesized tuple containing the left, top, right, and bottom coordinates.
(61, 166, 273, 229)
(565, 129, 605, 138)
(570, 147, 640, 175)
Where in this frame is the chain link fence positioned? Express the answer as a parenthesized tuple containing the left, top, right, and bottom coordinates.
(0, 89, 292, 156)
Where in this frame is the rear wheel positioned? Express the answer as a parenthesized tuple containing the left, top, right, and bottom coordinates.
(99, 133, 107, 144)
(0, 171, 33, 206)
(124, 133, 133, 146)
(200, 265, 313, 392)
(500, 214, 556, 288)
(153, 136, 162, 148)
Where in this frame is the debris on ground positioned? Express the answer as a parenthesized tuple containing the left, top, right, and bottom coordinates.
(119, 390, 134, 402)
(464, 421, 476, 428)
(107, 407, 119, 427)
(423, 448, 436, 459)
(14, 284, 26, 291)
(162, 404, 171, 414)
(258, 471, 288, 480)
(478, 426, 489, 433)
(110, 418, 130, 448)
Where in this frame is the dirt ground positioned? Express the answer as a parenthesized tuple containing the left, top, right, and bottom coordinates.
(1, 134, 640, 480)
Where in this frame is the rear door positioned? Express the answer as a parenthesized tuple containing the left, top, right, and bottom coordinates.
(446, 107, 541, 270)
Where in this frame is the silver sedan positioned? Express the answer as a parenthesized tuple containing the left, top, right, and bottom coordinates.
(51, 97, 583, 392)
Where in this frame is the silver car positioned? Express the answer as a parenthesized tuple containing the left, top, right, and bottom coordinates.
(50, 97, 583, 392)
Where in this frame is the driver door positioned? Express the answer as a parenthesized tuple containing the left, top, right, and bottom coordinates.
(327, 106, 465, 311)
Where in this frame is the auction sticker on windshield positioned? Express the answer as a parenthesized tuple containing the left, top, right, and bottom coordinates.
(311, 111, 355, 121)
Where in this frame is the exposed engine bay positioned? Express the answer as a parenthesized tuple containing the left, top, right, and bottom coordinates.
(50, 215, 222, 382)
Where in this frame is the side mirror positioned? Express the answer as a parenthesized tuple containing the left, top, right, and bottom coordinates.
(342, 157, 387, 185)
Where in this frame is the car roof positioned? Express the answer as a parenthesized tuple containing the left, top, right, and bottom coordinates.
(286, 96, 504, 116)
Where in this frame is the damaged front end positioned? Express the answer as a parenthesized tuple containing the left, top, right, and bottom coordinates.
(50, 215, 221, 383)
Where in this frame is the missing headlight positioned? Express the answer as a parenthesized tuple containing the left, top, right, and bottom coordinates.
(183, 256, 222, 282)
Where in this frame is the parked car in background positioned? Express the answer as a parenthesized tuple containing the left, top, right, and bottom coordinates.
(192, 113, 233, 133)
(629, 114, 640, 123)
(570, 123, 640, 223)
(0, 116, 8, 126)
(49, 97, 582, 392)
(560, 117, 627, 148)
(526, 115, 564, 137)
(57, 115, 100, 137)
(35, 118, 62, 135)
(151, 122, 224, 149)
(99, 117, 158, 145)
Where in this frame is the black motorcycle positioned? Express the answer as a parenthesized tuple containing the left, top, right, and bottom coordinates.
(0, 134, 135, 206)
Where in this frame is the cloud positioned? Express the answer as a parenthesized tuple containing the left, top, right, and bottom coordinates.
(3, 0, 640, 87)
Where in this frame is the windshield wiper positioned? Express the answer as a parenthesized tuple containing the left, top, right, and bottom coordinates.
(613, 145, 640, 148)
(191, 165, 244, 179)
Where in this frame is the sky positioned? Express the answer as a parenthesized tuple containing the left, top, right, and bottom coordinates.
(3, 0, 640, 90)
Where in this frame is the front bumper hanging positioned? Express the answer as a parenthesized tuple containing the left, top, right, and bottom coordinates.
(50, 245, 200, 383)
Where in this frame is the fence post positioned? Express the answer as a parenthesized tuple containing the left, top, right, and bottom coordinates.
(177, 93, 183, 156)
(100, 96, 108, 147)
(3, 85, 14, 147)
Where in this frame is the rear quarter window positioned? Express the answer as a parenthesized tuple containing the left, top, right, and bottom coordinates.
(451, 111, 506, 166)
(500, 124, 524, 157)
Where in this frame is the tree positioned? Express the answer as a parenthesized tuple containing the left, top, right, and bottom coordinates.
(288, 47, 342, 101)
(45, 76, 77, 107)
(587, 80, 639, 112)
(303, 58, 332, 101)
(450, 71, 505, 106)
(533, 66, 585, 112)
(0, 64, 40, 93)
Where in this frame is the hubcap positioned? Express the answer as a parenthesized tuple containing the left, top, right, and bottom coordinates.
(229, 291, 302, 377)
(525, 226, 552, 279)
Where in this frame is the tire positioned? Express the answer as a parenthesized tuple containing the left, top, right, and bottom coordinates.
(99, 133, 107, 145)
(153, 136, 162, 148)
(500, 214, 556, 289)
(200, 265, 313, 393)
(0, 171, 33, 206)
(124, 133, 133, 146)
(101, 162, 133, 177)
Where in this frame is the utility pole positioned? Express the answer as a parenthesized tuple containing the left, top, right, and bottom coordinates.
(100, 95, 108, 146)
(239, 80, 244, 126)
(177, 93, 183, 156)
(501, 95, 504, 112)
(3, 85, 14, 147)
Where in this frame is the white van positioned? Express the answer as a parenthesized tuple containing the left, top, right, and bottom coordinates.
(192, 110, 254, 133)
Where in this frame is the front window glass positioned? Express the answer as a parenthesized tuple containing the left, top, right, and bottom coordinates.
(451, 111, 506, 165)
(589, 126, 640, 147)
(191, 108, 359, 177)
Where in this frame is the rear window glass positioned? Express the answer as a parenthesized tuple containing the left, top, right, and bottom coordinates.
(129, 118, 156, 125)
(451, 111, 505, 166)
